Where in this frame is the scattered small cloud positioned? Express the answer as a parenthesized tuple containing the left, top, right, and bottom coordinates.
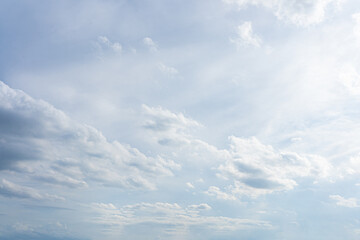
(143, 37, 158, 52)
(329, 194, 359, 208)
(97, 36, 122, 53)
(230, 22, 262, 48)
(186, 182, 195, 189)
(157, 62, 178, 76)
(205, 186, 236, 200)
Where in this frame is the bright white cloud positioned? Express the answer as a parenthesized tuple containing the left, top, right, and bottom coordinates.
(186, 182, 195, 189)
(142, 104, 202, 146)
(0, 81, 179, 191)
(215, 136, 334, 198)
(224, 0, 344, 26)
(231, 21, 262, 48)
(329, 194, 359, 208)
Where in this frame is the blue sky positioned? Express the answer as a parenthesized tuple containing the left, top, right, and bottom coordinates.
(2, 0, 360, 239)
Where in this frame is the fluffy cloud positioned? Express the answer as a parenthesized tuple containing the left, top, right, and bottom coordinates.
(216, 136, 333, 197)
(223, 0, 344, 26)
(97, 36, 122, 53)
(329, 194, 359, 208)
(230, 22, 262, 48)
(90, 201, 272, 236)
(142, 104, 202, 146)
(143, 37, 158, 52)
(142, 105, 336, 198)
(0, 81, 179, 191)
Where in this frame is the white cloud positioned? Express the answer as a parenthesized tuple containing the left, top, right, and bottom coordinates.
(186, 182, 195, 189)
(143, 37, 158, 52)
(205, 186, 237, 200)
(142, 104, 202, 146)
(216, 136, 333, 197)
(98, 36, 122, 53)
(223, 0, 344, 26)
(187, 203, 212, 211)
(0, 179, 64, 201)
(0, 81, 179, 191)
(352, 12, 360, 40)
(142, 105, 341, 198)
(157, 62, 179, 76)
(230, 22, 262, 48)
(90, 201, 272, 236)
(330, 194, 359, 208)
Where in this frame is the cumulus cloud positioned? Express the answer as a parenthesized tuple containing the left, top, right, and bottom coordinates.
(0, 179, 63, 201)
(97, 36, 122, 53)
(0, 81, 179, 190)
(223, 0, 344, 26)
(329, 194, 359, 208)
(142, 104, 202, 146)
(142, 105, 341, 198)
(216, 136, 333, 197)
(143, 37, 158, 52)
(90, 201, 271, 236)
(230, 22, 262, 48)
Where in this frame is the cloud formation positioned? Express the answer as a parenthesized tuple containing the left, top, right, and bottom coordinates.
(216, 136, 333, 197)
(329, 194, 359, 208)
(0, 81, 179, 191)
(90, 201, 272, 236)
(231, 22, 262, 48)
(224, 0, 343, 26)
(0, 179, 63, 201)
(143, 37, 158, 52)
(97, 36, 122, 53)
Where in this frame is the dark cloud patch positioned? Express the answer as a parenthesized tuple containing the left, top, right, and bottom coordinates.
(242, 178, 281, 189)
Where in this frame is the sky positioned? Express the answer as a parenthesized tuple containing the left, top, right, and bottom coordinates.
(2, 0, 360, 239)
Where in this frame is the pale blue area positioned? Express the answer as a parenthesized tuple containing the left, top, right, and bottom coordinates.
(2, 0, 360, 239)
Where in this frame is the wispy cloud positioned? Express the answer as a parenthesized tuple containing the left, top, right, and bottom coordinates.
(223, 0, 344, 26)
(0, 179, 64, 201)
(330, 194, 359, 208)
